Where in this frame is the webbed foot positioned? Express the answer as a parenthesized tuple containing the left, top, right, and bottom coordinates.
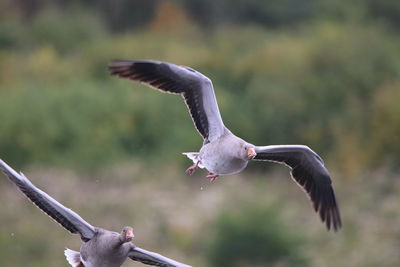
(185, 161, 199, 175)
(206, 173, 219, 182)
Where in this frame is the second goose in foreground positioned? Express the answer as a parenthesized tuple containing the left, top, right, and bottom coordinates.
(0, 159, 191, 267)
(108, 60, 341, 231)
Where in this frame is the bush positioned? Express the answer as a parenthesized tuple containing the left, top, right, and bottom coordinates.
(206, 202, 308, 267)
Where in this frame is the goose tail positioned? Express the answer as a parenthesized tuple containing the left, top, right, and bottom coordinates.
(182, 153, 204, 168)
(64, 248, 82, 267)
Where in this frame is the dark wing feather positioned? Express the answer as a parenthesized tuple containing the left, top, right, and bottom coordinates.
(253, 145, 342, 231)
(129, 246, 192, 267)
(0, 159, 96, 241)
(108, 60, 226, 142)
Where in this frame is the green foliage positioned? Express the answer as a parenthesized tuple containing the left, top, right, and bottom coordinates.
(0, 3, 399, 173)
(0, 17, 26, 50)
(0, 7, 105, 53)
(370, 82, 400, 165)
(0, 81, 132, 167)
(29, 8, 106, 54)
(206, 202, 307, 267)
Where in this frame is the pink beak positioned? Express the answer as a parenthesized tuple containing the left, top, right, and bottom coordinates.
(247, 148, 256, 160)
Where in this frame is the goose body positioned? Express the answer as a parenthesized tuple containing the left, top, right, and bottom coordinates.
(109, 60, 342, 231)
(78, 229, 133, 267)
(197, 132, 251, 175)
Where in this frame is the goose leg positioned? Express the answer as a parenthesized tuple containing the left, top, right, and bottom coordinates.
(185, 161, 199, 175)
(206, 173, 219, 182)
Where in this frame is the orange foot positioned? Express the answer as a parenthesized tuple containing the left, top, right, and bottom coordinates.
(206, 173, 219, 182)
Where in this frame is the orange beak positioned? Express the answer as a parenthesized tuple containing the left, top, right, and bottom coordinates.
(126, 229, 134, 239)
(247, 147, 256, 160)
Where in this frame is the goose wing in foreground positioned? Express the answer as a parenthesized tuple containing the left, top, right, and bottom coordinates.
(253, 145, 342, 231)
(0, 159, 96, 241)
(108, 60, 226, 142)
(129, 246, 192, 267)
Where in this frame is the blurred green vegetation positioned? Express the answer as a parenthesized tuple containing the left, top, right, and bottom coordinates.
(1, 3, 399, 175)
(1, 1, 400, 266)
(207, 202, 307, 266)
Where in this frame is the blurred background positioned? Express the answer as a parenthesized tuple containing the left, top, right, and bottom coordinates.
(0, 0, 400, 266)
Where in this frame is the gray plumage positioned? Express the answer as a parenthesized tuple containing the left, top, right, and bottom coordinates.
(109, 60, 342, 231)
(0, 159, 191, 267)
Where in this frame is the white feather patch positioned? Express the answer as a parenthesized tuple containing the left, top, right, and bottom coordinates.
(182, 152, 204, 168)
(64, 248, 81, 266)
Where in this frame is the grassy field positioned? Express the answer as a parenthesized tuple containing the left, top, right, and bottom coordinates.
(1, 161, 400, 266)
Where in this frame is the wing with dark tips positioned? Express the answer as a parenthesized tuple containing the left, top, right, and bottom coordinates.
(108, 60, 226, 142)
(129, 246, 192, 267)
(0, 159, 96, 241)
(253, 145, 342, 231)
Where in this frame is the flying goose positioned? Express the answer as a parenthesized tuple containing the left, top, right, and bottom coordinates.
(0, 159, 191, 267)
(108, 60, 342, 231)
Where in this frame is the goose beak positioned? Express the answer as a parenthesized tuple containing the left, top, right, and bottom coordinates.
(247, 148, 256, 160)
(126, 229, 134, 239)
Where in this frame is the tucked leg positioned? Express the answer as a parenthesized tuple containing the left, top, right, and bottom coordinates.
(206, 172, 219, 182)
(185, 161, 199, 175)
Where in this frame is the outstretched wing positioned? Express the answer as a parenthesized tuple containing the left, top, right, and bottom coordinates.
(253, 145, 342, 231)
(0, 159, 96, 241)
(108, 60, 226, 142)
(129, 246, 192, 267)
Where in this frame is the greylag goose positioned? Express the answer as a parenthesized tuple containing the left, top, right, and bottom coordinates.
(108, 60, 342, 231)
(0, 159, 191, 267)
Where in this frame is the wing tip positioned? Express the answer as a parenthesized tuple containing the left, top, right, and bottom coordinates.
(108, 59, 166, 81)
(108, 60, 135, 76)
(0, 159, 24, 182)
(320, 205, 342, 232)
(108, 59, 163, 74)
(311, 186, 342, 232)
